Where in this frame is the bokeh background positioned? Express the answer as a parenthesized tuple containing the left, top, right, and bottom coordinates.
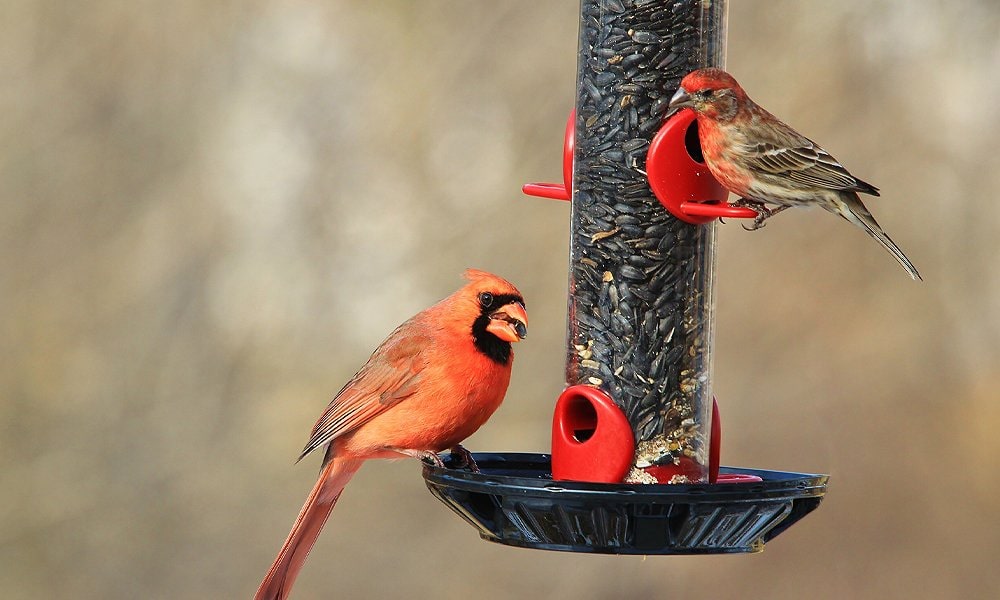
(3, 1, 998, 598)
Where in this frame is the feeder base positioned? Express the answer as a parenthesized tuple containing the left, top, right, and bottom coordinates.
(423, 452, 827, 555)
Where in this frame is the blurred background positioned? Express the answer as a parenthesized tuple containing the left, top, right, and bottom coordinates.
(3, 1, 998, 598)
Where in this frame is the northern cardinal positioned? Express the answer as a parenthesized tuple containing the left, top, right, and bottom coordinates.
(669, 68, 922, 281)
(255, 269, 527, 600)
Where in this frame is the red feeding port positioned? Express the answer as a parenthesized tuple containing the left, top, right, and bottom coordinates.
(646, 109, 758, 224)
(522, 111, 574, 201)
(551, 385, 634, 483)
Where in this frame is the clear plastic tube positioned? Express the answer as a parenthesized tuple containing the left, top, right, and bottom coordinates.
(567, 0, 727, 483)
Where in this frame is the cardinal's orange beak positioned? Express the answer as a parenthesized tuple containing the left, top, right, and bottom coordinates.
(486, 301, 528, 343)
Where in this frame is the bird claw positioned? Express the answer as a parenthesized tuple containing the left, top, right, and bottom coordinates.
(449, 444, 480, 473)
(394, 447, 447, 468)
(737, 201, 788, 231)
(419, 451, 446, 468)
(742, 214, 768, 231)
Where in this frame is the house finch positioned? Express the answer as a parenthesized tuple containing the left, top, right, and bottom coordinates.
(669, 68, 922, 281)
(255, 269, 527, 600)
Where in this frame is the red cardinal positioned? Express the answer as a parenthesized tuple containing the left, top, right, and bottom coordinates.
(669, 68, 921, 281)
(255, 269, 527, 600)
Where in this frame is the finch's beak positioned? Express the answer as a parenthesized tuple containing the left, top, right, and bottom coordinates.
(668, 86, 694, 110)
(486, 301, 528, 343)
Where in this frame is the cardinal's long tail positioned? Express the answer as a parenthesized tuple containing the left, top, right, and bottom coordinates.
(837, 192, 922, 281)
(255, 457, 364, 600)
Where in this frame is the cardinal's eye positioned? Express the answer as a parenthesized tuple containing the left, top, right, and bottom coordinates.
(479, 292, 494, 308)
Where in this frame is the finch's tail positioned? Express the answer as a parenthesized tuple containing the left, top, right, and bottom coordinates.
(838, 193, 922, 281)
(255, 457, 364, 600)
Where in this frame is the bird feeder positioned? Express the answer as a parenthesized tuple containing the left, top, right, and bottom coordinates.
(424, 0, 826, 554)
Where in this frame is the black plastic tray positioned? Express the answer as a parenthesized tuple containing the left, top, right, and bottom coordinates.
(423, 452, 827, 555)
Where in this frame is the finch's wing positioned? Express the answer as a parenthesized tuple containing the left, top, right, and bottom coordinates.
(744, 122, 879, 196)
(298, 326, 428, 460)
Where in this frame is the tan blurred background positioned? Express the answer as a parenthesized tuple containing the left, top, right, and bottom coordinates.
(3, 1, 998, 598)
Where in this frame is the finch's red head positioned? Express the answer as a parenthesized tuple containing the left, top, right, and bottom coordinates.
(669, 68, 748, 122)
(458, 269, 527, 365)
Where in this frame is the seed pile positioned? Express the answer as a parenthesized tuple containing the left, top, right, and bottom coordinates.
(567, 0, 726, 480)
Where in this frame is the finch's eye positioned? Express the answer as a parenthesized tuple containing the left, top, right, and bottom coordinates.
(698, 89, 714, 99)
(479, 292, 494, 308)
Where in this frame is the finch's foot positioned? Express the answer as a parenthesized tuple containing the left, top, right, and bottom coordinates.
(743, 211, 768, 231)
(449, 444, 480, 473)
(741, 203, 788, 231)
(732, 197, 760, 208)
